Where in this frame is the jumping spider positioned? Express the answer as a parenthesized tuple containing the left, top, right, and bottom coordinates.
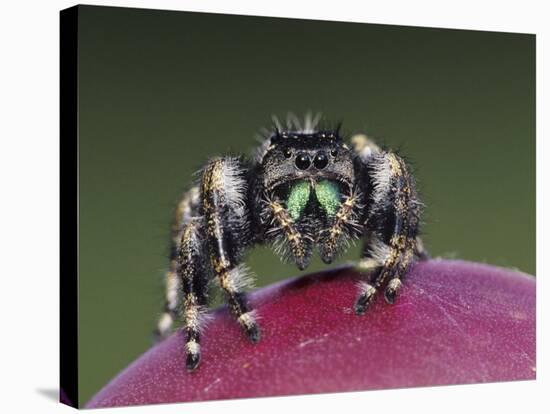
(154, 114, 427, 371)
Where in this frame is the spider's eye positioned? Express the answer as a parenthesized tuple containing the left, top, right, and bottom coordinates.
(313, 152, 329, 170)
(283, 148, 292, 158)
(330, 149, 338, 157)
(295, 153, 311, 170)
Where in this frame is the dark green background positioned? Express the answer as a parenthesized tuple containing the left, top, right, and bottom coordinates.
(77, 5, 535, 403)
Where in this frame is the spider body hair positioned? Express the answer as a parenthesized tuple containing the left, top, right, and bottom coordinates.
(154, 114, 427, 371)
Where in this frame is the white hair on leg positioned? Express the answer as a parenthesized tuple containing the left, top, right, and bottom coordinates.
(368, 238, 391, 264)
(370, 154, 392, 205)
(220, 157, 247, 216)
(219, 264, 256, 293)
(165, 270, 179, 311)
(195, 306, 214, 333)
(238, 309, 260, 330)
(185, 340, 200, 355)
(356, 281, 377, 299)
(157, 312, 173, 336)
(183, 300, 214, 334)
(357, 237, 391, 272)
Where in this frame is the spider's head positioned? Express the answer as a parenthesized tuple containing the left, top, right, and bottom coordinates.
(260, 126, 355, 193)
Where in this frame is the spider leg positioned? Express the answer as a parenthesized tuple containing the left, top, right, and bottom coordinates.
(355, 151, 425, 314)
(154, 186, 200, 341)
(201, 158, 260, 343)
(351, 133, 381, 161)
(178, 219, 210, 371)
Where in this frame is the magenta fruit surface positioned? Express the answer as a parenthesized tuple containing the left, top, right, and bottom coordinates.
(87, 260, 535, 408)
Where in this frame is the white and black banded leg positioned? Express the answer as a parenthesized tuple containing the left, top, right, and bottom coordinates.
(154, 186, 200, 341)
(214, 262, 260, 342)
(201, 158, 260, 344)
(354, 239, 390, 314)
(177, 220, 211, 371)
(355, 151, 424, 313)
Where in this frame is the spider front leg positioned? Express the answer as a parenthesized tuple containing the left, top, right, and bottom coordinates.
(201, 158, 260, 343)
(355, 151, 424, 314)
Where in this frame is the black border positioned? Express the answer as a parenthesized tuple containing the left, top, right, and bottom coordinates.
(60, 5, 79, 408)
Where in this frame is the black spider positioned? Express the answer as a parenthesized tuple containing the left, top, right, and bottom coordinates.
(154, 114, 428, 371)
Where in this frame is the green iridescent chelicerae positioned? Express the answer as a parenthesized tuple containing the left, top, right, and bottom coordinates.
(287, 180, 341, 220)
(314, 180, 341, 217)
(287, 180, 311, 221)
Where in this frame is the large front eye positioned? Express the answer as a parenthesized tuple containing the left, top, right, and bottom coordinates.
(283, 148, 292, 158)
(313, 151, 329, 169)
(295, 153, 311, 170)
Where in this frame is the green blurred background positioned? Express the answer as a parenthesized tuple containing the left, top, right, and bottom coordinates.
(77, 5, 535, 404)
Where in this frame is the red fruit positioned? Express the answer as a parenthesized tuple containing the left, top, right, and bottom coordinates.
(86, 260, 535, 408)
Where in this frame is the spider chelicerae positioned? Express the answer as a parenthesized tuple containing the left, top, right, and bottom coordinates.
(154, 114, 428, 371)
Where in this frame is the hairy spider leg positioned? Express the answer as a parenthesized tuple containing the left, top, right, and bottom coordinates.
(355, 151, 424, 314)
(177, 219, 211, 371)
(154, 186, 200, 341)
(201, 158, 260, 345)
